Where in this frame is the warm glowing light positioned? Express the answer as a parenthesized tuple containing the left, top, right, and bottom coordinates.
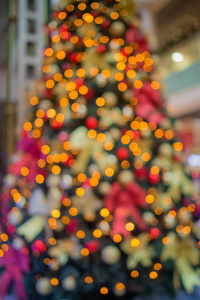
(46, 79, 54, 89)
(113, 234, 122, 243)
(36, 174, 44, 184)
(100, 208, 109, 218)
(52, 35, 60, 43)
(24, 122, 32, 131)
(67, 4, 74, 12)
(93, 229, 102, 238)
(131, 238, 140, 247)
(149, 271, 158, 279)
(51, 278, 59, 286)
(69, 207, 78, 216)
(96, 97, 105, 107)
(134, 80, 143, 89)
(118, 82, 127, 92)
(76, 187, 85, 197)
(154, 263, 162, 271)
(100, 287, 108, 295)
(1, 234, 8, 242)
(63, 141, 72, 150)
(83, 13, 94, 23)
(77, 230, 85, 239)
(91, 2, 99, 9)
(126, 222, 135, 231)
(151, 81, 160, 90)
(155, 129, 164, 138)
(52, 210, 60, 218)
(173, 142, 183, 152)
(49, 238, 56, 245)
(57, 51, 66, 60)
(60, 97, 69, 107)
(88, 130, 97, 139)
(58, 11, 67, 19)
(145, 195, 155, 204)
(64, 69, 73, 78)
(21, 167, 29, 177)
(52, 166, 61, 175)
(105, 168, 114, 177)
(85, 276, 93, 284)
(81, 248, 89, 256)
(162, 237, 170, 245)
(131, 270, 139, 278)
(63, 198, 71, 207)
(127, 70, 136, 78)
(30, 96, 39, 106)
(44, 48, 53, 57)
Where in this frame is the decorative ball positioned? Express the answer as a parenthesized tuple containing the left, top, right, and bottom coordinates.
(116, 147, 129, 161)
(110, 128, 121, 141)
(58, 131, 69, 142)
(35, 278, 52, 296)
(143, 212, 155, 224)
(97, 44, 106, 54)
(109, 21, 126, 36)
(98, 182, 111, 195)
(4, 174, 16, 187)
(60, 174, 73, 189)
(8, 210, 23, 226)
(62, 275, 77, 291)
(123, 90, 133, 102)
(38, 99, 52, 110)
(102, 92, 118, 108)
(46, 174, 61, 187)
(159, 143, 173, 158)
(101, 245, 121, 265)
(12, 237, 25, 250)
(85, 117, 98, 130)
(118, 170, 134, 186)
(113, 285, 126, 297)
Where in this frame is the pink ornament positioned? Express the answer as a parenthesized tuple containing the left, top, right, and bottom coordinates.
(58, 131, 69, 142)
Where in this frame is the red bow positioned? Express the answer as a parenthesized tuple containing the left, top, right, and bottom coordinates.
(133, 82, 164, 124)
(0, 246, 30, 300)
(104, 181, 147, 237)
(7, 133, 46, 182)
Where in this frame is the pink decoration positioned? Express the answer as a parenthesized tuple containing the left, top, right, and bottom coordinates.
(7, 134, 46, 182)
(0, 246, 29, 300)
(104, 181, 147, 237)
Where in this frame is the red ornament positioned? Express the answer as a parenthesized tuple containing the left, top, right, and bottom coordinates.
(150, 228, 160, 239)
(148, 173, 160, 185)
(101, 19, 110, 29)
(85, 117, 98, 129)
(32, 240, 47, 253)
(51, 119, 63, 130)
(97, 44, 106, 54)
(85, 241, 99, 253)
(116, 147, 129, 161)
(67, 219, 78, 233)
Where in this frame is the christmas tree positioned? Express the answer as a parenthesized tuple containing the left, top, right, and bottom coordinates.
(1, 0, 200, 299)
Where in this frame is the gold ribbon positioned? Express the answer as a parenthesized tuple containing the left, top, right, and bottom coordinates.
(161, 232, 199, 292)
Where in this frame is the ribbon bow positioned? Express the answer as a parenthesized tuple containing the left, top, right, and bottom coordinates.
(69, 126, 111, 174)
(0, 246, 30, 300)
(7, 133, 45, 182)
(133, 82, 164, 124)
(104, 181, 147, 237)
(161, 232, 200, 293)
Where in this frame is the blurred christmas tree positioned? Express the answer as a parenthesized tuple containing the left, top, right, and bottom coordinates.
(1, 0, 200, 299)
